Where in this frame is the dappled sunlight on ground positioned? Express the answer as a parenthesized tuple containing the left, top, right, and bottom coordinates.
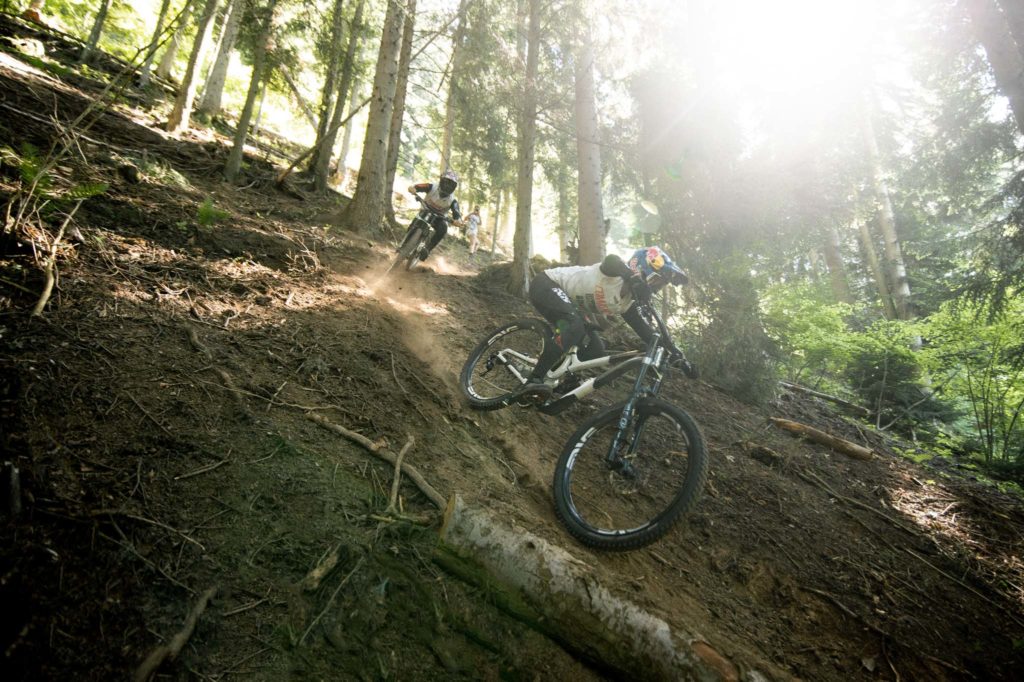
(891, 477, 1024, 609)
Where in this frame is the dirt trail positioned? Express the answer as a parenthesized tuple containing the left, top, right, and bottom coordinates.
(2, 21, 1024, 681)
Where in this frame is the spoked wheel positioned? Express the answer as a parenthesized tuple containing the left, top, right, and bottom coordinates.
(553, 397, 708, 550)
(459, 318, 552, 410)
(385, 226, 423, 276)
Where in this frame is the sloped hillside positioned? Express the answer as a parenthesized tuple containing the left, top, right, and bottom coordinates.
(2, 21, 1024, 681)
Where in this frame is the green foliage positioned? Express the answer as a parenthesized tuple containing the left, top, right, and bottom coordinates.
(840, 320, 947, 427)
(1, 143, 107, 204)
(689, 256, 780, 406)
(760, 279, 856, 387)
(197, 197, 229, 227)
(920, 298, 1024, 463)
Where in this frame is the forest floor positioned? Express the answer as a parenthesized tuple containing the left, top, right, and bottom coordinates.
(2, 13, 1024, 682)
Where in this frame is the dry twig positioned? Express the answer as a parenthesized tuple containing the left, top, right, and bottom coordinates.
(133, 586, 218, 682)
(307, 414, 445, 510)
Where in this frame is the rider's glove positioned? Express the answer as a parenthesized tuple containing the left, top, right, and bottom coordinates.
(629, 275, 652, 305)
(669, 350, 700, 380)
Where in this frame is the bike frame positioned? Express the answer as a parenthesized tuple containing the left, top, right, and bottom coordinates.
(529, 302, 674, 416)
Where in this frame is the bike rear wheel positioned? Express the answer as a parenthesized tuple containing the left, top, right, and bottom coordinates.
(553, 397, 708, 550)
(459, 319, 552, 410)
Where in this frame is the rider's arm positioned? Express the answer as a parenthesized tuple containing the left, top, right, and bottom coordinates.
(410, 182, 432, 194)
(621, 304, 657, 347)
(599, 254, 633, 278)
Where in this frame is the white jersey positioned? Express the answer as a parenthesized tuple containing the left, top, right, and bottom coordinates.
(544, 263, 633, 325)
(423, 184, 456, 214)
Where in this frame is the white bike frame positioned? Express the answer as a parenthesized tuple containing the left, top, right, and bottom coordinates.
(496, 344, 646, 410)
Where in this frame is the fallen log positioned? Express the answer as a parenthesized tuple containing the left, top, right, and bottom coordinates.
(769, 417, 875, 460)
(780, 381, 871, 417)
(437, 495, 755, 682)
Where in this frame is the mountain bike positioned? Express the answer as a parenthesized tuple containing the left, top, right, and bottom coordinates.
(384, 196, 452, 276)
(459, 302, 708, 551)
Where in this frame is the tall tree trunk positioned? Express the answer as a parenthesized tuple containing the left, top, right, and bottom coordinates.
(557, 178, 571, 262)
(224, 0, 279, 181)
(439, 0, 469, 174)
(157, 1, 196, 80)
(385, 0, 417, 227)
(823, 226, 853, 304)
(139, 0, 173, 86)
(996, 0, 1024, 62)
(575, 31, 604, 265)
(197, 0, 242, 115)
(965, 0, 1024, 135)
(251, 77, 269, 136)
(331, 79, 361, 187)
(167, 0, 221, 134)
(308, 0, 347, 179)
(315, 0, 366, 192)
(861, 93, 913, 320)
(340, 0, 405, 234)
(510, 0, 540, 296)
(856, 217, 898, 320)
(79, 0, 112, 64)
(489, 189, 503, 257)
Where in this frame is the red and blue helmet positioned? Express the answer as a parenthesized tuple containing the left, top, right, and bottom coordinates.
(628, 246, 687, 288)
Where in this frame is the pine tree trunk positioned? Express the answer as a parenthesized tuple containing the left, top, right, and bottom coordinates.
(385, 0, 417, 227)
(307, 0, 347, 179)
(139, 0, 173, 86)
(439, 0, 469, 174)
(224, 0, 279, 181)
(197, 0, 242, 116)
(965, 0, 1024, 135)
(557, 179, 570, 262)
(861, 93, 913, 320)
(157, 1, 196, 80)
(489, 189, 502, 257)
(823, 226, 853, 304)
(856, 216, 898, 320)
(575, 32, 604, 265)
(315, 0, 366, 192)
(79, 0, 112, 64)
(510, 0, 540, 296)
(331, 79, 361, 187)
(167, 0, 221, 134)
(340, 0, 405, 234)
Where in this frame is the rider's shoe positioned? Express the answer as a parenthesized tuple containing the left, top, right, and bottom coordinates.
(553, 375, 581, 396)
(418, 247, 431, 261)
(508, 382, 553, 406)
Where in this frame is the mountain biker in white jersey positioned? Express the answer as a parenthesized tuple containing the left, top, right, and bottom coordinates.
(513, 246, 698, 402)
(405, 169, 462, 261)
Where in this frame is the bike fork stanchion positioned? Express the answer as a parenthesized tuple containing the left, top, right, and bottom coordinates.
(604, 335, 663, 475)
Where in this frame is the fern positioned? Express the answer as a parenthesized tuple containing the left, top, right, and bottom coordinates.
(197, 197, 229, 227)
(65, 182, 109, 200)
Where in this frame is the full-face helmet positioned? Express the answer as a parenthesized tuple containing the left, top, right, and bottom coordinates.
(627, 246, 688, 291)
(438, 169, 459, 197)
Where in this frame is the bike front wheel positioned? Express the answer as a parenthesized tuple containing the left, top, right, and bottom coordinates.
(459, 318, 552, 410)
(553, 397, 708, 551)
(386, 225, 424, 276)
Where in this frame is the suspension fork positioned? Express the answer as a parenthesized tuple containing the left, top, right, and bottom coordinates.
(604, 332, 664, 472)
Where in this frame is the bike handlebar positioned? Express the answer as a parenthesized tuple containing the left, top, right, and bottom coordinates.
(412, 194, 451, 221)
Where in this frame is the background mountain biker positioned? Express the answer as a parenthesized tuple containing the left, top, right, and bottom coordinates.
(466, 206, 481, 257)
(406, 169, 462, 261)
(516, 246, 697, 399)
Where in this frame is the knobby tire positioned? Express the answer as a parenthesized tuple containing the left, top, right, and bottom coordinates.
(459, 319, 552, 410)
(552, 397, 708, 550)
